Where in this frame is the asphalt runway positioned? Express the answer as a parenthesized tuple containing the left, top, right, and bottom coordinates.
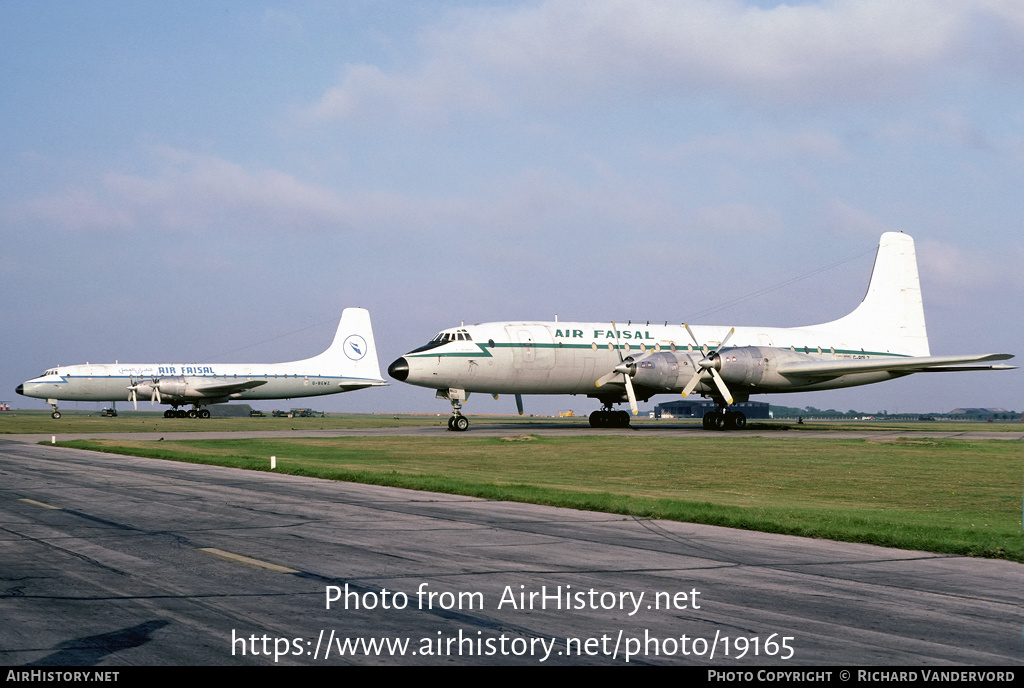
(2, 432, 1021, 667)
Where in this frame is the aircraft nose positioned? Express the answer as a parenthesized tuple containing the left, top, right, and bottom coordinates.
(16, 384, 24, 395)
(388, 357, 409, 382)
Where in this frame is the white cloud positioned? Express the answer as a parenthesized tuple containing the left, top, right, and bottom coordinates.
(8, 147, 354, 235)
(917, 239, 1024, 307)
(5, 148, 688, 247)
(657, 127, 847, 163)
(301, 0, 1023, 123)
(818, 200, 893, 239)
(8, 187, 134, 232)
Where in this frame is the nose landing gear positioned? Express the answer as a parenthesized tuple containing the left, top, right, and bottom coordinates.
(446, 397, 469, 432)
(447, 413, 469, 431)
(441, 390, 469, 431)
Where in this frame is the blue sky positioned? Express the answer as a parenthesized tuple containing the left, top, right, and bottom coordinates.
(3, 0, 1021, 416)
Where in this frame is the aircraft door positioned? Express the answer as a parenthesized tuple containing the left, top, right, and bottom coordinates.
(505, 326, 555, 371)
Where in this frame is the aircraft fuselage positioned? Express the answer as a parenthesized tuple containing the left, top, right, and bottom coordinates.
(19, 362, 380, 404)
(17, 307, 387, 418)
(390, 320, 907, 402)
(388, 233, 1013, 431)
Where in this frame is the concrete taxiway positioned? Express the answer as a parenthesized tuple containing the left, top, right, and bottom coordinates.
(1, 436, 1020, 666)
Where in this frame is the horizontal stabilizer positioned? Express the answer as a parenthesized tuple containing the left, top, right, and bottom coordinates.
(777, 353, 1014, 378)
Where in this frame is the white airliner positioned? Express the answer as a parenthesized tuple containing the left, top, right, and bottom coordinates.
(17, 307, 386, 418)
(388, 233, 1014, 430)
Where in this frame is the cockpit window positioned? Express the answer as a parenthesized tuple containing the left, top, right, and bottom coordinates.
(429, 329, 473, 343)
(409, 328, 473, 354)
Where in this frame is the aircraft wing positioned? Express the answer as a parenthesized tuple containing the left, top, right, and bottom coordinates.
(191, 379, 269, 395)
(776, 353, 1015, 378)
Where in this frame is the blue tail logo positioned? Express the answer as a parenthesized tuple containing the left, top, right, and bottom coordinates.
(343, 335, 368, 361)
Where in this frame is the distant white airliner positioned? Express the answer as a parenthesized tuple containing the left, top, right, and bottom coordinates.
(388, 233, 1014, 430)
(18, 307, 386, 418)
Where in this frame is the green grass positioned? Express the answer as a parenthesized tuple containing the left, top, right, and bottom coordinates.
(0, 410, 458, 433)
(4, 409, 1021, 434)
(57, 434, 1024, 562)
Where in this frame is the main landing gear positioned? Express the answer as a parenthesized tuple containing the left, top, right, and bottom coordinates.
(589, 404, 631, 428)
(702, 409, 746, 431)
(163, 406, 211, 419)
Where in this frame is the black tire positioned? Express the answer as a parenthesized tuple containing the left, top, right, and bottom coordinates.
(454, 416, 469, 431)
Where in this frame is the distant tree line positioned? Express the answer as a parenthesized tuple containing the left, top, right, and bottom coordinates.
(768, 405, 1020, 421)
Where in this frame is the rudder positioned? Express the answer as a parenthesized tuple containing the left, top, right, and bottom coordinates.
(812, 232, 930, 356)
(307, 308, 385, 381)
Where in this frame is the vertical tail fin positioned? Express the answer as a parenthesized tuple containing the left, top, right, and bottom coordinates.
(814, 232, 930, 356)
(306, 308, 385, 381)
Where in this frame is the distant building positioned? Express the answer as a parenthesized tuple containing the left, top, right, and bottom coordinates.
(654, 400, 770, 419)
(208, 403, 256, 418)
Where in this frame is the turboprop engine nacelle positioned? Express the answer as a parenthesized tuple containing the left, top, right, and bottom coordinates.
(628, 351, 702, 391)
(154, 376, 191, 399)
(630, 347, 820, 393)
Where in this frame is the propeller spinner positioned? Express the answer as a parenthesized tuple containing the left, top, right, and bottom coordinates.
(594, 322, 655, 415)
(681, 324, 736, 405)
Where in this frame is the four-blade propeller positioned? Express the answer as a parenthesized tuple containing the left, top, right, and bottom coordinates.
(589, 321, 746, 411)
(681, 324, 735, 405)
(127, 378, 161, 409)
(594, 322, 655, 415)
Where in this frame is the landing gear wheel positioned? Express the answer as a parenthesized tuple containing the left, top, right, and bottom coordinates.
(187, 409, 198, 419)
(447, 416, 455, 430)
(453, 416, 469, 432)
(590, 410, 630, 428)
(198, 409, 211, 419)
(164, 410, 174, 418)
(51, 411, 61, 419)
(704, 410, 747, 430)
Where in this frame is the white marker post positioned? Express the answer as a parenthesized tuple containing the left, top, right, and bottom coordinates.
(271, 456, 276, 470)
